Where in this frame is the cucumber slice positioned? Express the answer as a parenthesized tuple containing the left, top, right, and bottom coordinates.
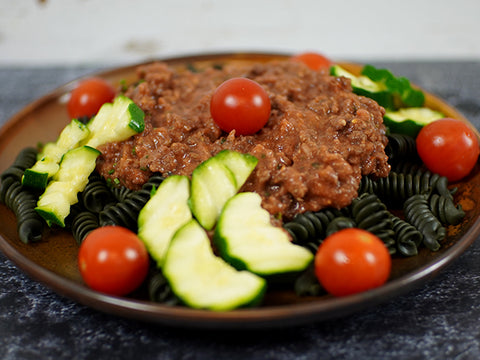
(163, 219, 266, 311)
(22, 119, 90, 189)
(214, 192, 314, 278)
(85, 95, 145, 148)
(36, 146, 100, 227)
(361, 65, 425, 108)
(137, 175, 192, 267)
(214, 149, 258, 188)
(384, 107, 444, 137)
(189, 150, 257, 230)
(330, 65, 394, 109)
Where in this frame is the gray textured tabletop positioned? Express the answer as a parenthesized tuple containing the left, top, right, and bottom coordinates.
(1, 61, 480, 360)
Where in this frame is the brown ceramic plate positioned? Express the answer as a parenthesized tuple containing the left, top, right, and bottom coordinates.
(1, 53, 479, 329)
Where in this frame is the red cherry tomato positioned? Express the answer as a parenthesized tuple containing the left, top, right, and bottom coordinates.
(67, 77, 115, 119)
(290, 52, 333, 70)
(210, 77, 271, 135)
(314, 228, 391, 297)
(416, 118, 479, 182)
(78, 226, 149, 296)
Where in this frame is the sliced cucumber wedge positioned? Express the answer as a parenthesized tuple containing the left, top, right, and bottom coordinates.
(163, 219, 266, 311)
(214, 192, 314, 278)
(137, 175, 192, 267)
(384, 107, 444, 137)
(330, 65, 394, 109)
(214, 149, 258, 188)
(22, 119, 90, 189)
(85, 95, 145, 148)
(189, 150, 257, 230)
(36, 145, 100, 227)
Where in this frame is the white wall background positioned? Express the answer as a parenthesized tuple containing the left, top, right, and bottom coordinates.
(0, 0, 479, 66)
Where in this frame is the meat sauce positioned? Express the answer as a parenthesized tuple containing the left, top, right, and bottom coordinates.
(96, 60, 390, 220)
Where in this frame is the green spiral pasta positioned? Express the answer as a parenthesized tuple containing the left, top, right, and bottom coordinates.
(0, 147, 44, 243)
(391, 215, 423, 256)
(68, 204, 99, 244)
(429, 193, 465, 226)
(351, 193, 396, 254)
(325, 216, 356, 236)
(99, 173, 165, 231)
(80, 172, 116, 213)
(385, 133, 419, 166)
(110, 186, 133, 202)
(404, 194, 446, 251)
(148, 268, 180, 306)
(372, 169, 452, 208)
(284, 208, 347, 252)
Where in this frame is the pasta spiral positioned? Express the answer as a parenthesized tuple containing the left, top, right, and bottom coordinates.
(80, 172, 116, 213)
(68, 204, 99, 245)
(391, 215, 423, 256)
(99, 173, 165, 231)
(0, 147, 44, 243)
(385, 133, 419, 166)
(351, 193, 396, 254)
(404, 194, 446, 251)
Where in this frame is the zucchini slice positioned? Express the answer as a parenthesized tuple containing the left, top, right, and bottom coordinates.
(214, 192, 314, 278)
(384, 107, 444, 137)
(189, 150, 257, 230)
(163, 219, 266, 311)
(22, 119, 90, 189)
(85, 95, 145, 148)
(214, 149, 258, 188)
(35, 146, 100, 227)
(137, 175, 192, 267)
(330, 65, 394, 109)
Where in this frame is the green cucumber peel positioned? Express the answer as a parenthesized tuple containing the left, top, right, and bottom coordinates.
(361, 65, 425, 108)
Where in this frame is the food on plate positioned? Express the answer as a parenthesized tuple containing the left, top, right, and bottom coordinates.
(22, 119, 90, 189)
(0, 147, 44, 244)
(382, 107, 444, 138)
(97, 59, 390, 219)
(0, 52, 476, 307)
(214, 192, 313, 278)
(330, 64, 425, 111)
(67, 77, 115, 119)
(290, 52, 332, 70)
(163, 219, 266, 311)
(416, 118, 480, 182)
(32, 96, 145, 227)
(35, 145, 100, 227)
(314, 228, 391, 297)
(210, 77, 271, 135)
(137, 174, 192, 267)
(189, 149, 258, 230)
(78, 226, 149, 296)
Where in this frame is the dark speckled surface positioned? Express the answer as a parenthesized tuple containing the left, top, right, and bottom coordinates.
(1, 61, 480, 360)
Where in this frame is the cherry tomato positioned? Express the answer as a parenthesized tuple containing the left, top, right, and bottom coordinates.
(78, 226, 149, 296)
(290, 52, 333, 70)
(314, 228, 391, 297)
(210, 77, 271, 135)
(416, 118, 479, 182)
(67, 77, 115, 119)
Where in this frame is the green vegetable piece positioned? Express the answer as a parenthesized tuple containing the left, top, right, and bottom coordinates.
(214, 192, 314, 279)
(330, 65, 394, 109)
(361, 65, 425, 108)
(36, 146, 100, 227)
(85, 95, 145, 148)
(22, 119, 90, 189)
(163, 219, 266, 311)
(384, 107, 444, 137)
(189, 150, 258, 231)
(137, 175, 192, 267)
